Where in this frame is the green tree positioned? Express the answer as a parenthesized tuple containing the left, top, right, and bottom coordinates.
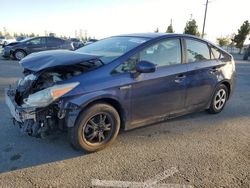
(216, 37, 230, 47)
(166, 19, 174, 33)
(233, 20, 250, 54)
(0, 31, 3, 36)
(184, 19, 200, 36)
(154, 27, 159, 33)
(29, 33, 35, 37)
(166, 25, 174, 33)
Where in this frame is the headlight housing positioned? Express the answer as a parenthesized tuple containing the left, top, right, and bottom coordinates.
(22, 82, 79, 107)
(18, 74, 37, 86)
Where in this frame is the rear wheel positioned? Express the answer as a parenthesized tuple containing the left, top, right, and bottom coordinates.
(14, 50, 26, 60)
(243, 53, 249, 60)
(207, 84, 228, 114)
(69, 103, 120, 152)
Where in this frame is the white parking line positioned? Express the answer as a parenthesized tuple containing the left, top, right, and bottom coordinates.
(92, 167, 193, 188)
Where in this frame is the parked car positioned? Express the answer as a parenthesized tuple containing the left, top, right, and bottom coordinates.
(0, 36, 5, 45)
(0, 36, 16, 46)
(243, 45, 250, 60)
(5, 33, 236, 152)
(16, 36, 29, 42)
(2, 36, 74, 60)
(84, 39, 98, 46)
(69, 38, 84, 49)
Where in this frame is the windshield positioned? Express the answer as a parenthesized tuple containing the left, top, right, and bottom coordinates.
(76, 36, 149, 64)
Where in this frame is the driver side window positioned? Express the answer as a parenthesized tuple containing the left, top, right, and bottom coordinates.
(27, 38, 45, 45)
(112, 38, 182, 75)
(140, 38, 182, 67)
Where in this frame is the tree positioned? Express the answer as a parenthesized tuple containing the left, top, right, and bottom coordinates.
(29, 33, 35, 37)
(184, 19, 200, 36)
(154, 27, 159, 33)
(233, 20, 250, 54)
(166, 25, 174, 33)
(0, 31, 3, 36)
(166, 19, 174, 33)
(216, 37, 230, 47)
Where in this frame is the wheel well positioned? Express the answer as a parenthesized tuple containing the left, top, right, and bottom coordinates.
(84, 98, 126, 130)
(12, 49, 27, 56)
(221, 81, 231, 98)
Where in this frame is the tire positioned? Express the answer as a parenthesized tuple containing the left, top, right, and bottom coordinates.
(207, 84, 228, 114)
(13, 50, 26, 60)
(243, 53, 248, 60)
(69, 103, 120, 152)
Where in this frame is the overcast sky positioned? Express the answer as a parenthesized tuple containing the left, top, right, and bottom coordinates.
(0, 0, 249, 43)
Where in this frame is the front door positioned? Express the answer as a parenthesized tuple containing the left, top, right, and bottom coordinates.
(26, 37, 46, 53)
(129, 38, 187, 126)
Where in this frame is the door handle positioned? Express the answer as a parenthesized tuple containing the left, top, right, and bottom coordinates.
(209, 67, 219, 74)
(174, 74, 186, 83)
(119, 85, 131, 90)
(176, 74, 186, 79)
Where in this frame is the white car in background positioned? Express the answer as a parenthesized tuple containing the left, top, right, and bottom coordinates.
(0, 37, 16, 46)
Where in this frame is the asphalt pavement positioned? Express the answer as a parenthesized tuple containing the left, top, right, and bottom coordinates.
(0, 57, 249, 187)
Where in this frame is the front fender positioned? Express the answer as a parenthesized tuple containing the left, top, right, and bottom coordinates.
(69, 90, 121, 108)
(65, 90, 128, 128)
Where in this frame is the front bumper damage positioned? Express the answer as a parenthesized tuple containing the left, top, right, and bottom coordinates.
(1, 47, 11, 58)
(5, 88, 36, 122)
(5, 87, 80, 137)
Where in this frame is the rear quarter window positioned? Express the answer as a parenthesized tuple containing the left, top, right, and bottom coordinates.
(210, 46, 231, 61)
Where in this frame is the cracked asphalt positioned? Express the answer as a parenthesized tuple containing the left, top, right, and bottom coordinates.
(0, 56, 249, 187)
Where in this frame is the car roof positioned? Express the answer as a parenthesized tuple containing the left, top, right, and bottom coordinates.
(116, 33, 222, 48)
(115, 32, 208, 41)
(116, 33, 170, 39)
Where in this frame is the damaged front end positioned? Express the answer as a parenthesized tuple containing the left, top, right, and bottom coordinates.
(5, 50, 101, 137)
(5, 70, 82, 137)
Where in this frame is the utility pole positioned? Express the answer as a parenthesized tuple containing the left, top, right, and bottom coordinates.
(202, 0, 209, 38)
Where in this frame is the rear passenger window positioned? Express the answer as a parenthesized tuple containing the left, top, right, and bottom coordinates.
(47, 38, 63, 47)
(186, 39, 210, 63)
(139, 39, 182, 67)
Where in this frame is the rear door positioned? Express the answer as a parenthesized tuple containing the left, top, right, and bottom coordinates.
(46, 37, 64, 50)
(184, 38, 222, 109)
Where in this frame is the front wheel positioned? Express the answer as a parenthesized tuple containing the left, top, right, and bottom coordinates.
(207, 84, 228, 114)
(13, 50, 26, 60)
(69, 103, 120, 152)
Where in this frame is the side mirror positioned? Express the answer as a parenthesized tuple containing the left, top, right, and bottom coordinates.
(136, 61, 156, 73)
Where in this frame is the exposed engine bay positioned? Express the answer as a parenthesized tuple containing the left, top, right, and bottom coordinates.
(9, 60, 101, 138)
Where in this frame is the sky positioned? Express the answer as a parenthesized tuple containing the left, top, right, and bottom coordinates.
(0, 0, 249, 43)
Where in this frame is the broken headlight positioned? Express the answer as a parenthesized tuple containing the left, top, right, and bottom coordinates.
(18, 74, 37, 86)
(22, 82, 79, 107)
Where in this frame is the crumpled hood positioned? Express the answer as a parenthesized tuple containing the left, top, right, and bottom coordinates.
(19, 50, 100, 72)
(5, 41, 20, 47)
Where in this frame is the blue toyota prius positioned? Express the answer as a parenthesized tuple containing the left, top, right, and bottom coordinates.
(5, 33, 236, 152)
